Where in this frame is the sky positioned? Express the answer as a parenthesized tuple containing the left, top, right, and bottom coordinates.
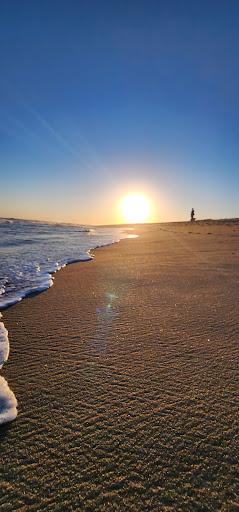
(0, 0, 239, 224)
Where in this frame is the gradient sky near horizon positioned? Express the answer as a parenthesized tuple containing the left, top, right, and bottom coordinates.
(1, 0, 239, 224)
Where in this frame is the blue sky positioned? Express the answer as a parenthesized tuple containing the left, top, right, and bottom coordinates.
(0, 0, 239, 223)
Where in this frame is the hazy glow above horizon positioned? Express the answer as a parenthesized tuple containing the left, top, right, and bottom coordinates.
(119, 194, 151, 224)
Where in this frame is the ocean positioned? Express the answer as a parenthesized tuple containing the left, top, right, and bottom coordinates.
(0, 218, 131, 425)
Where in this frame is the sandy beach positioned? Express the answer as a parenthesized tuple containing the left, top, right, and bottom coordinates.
(0, 221, 238, 511)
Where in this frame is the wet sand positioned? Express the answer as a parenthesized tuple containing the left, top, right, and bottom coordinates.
(1, 221, 239, 511)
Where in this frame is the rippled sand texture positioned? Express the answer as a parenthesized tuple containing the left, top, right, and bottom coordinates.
(1, 221, 239, 511)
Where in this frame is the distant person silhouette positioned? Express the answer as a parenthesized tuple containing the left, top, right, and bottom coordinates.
(191, 208, 195, 222)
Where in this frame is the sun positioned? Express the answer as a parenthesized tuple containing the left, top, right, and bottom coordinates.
(120, 193, 151, 223)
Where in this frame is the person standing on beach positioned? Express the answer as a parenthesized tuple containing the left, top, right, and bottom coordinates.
(191, 208, 195, 221)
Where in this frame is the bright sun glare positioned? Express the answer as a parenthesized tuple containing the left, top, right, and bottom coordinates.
(120, 194, 151, 223)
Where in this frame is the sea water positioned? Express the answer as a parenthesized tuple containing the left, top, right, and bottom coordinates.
(0, 218, 131, 424)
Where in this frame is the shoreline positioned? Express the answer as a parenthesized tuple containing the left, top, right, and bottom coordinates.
(1, 218, 238, 314)
(0, 221, 238, 510)
(0, 229, 136, 426)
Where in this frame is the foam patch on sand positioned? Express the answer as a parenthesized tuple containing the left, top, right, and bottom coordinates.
(0, 322, 10, 366)
(0, 376, 18, 425)
(0, 321, 18, 424)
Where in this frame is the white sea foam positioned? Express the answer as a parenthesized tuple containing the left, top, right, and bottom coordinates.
(0, 322, 9, 366)
(0, 321, 18, 425)
(0, 376, 18, 425)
